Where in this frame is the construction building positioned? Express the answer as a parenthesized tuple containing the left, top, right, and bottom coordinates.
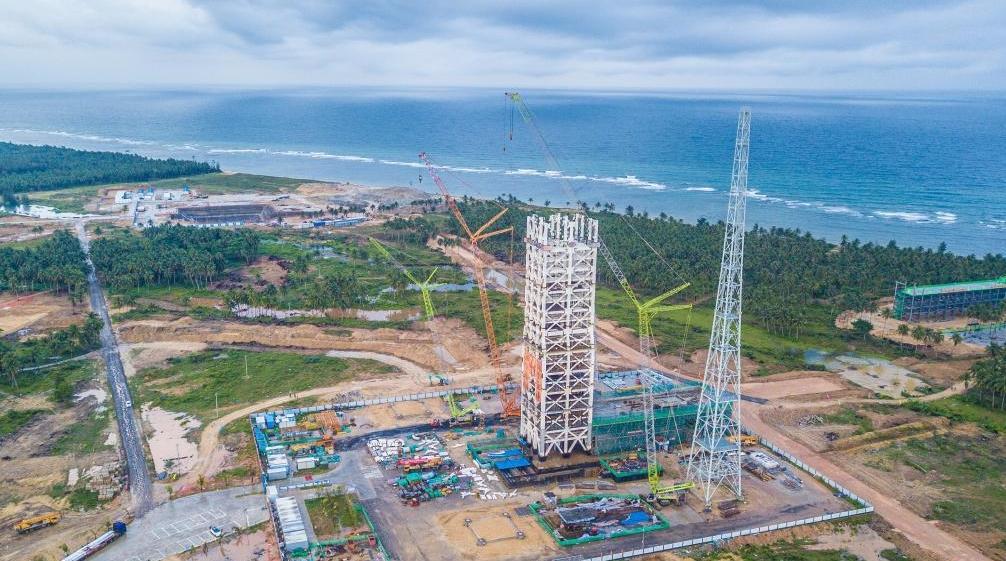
(174, 204, 275, 226)
(894, 277, 1006, 321)
(592, 370, 701, 455)
(521, 213, 599, 458)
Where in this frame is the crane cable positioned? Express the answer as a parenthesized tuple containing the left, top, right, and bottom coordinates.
(618, 214, 690, 288)
(503, 92, 686, 284)
(504, 92, 695, 359)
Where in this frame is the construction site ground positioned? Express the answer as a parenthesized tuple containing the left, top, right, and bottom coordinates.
(0, 290, 88, 335)
(357, 429, 851, 561)
(757, 388, 1006, 561)
(0, 360, 125, 561)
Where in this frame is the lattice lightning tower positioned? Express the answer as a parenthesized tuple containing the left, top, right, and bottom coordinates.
(521, 213, 599, 458)
(687, 108, 751, 508)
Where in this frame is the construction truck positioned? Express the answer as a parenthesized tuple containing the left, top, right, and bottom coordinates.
(62, 521, 127, 561)
(14, 512, 61, 534)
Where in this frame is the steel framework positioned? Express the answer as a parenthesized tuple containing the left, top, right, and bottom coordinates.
(687, 108, 751, 508)
(520, 213, 599, 457)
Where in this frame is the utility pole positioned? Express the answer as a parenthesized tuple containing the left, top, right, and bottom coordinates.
(687, 108, 751, 509)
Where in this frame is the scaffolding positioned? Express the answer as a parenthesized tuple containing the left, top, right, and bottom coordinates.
(894, 277, 1006, 321)
(521, 213, 599, 458)
(591, 370, 701, 456)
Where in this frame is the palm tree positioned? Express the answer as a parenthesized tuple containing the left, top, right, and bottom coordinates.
(952, 333, 963, 346)
(879, 308, 892, 335)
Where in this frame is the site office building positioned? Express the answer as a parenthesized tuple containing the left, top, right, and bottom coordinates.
(521, 213, 599, 459)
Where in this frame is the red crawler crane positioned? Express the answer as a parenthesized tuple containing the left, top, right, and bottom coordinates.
(419, 151, 520, 417)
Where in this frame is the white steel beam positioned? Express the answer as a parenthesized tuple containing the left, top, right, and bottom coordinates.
(521, 213, 599, 458)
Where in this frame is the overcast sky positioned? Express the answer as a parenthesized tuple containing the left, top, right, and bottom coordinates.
(2, 0, 1004, 90)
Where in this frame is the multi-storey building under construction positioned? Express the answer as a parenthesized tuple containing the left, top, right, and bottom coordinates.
(520, 213, 599, 459)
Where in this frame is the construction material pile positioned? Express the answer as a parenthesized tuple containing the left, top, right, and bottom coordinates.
(83, 462, 125, 501)
(599, 453, 655, 482)
(368, 432, 448, 468)
(531, 494, 669, 546)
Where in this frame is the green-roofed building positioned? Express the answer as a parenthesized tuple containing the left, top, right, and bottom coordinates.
(894, 277, 1006, 321)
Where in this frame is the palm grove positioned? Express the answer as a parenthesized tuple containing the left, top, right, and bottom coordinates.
(0, 231, 102, 390)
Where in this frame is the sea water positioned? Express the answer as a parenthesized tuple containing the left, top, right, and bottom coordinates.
(0, 88, 1003, 256)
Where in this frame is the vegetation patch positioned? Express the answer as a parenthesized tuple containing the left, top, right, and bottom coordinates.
(0, 408, 48, 437)
(878, 434, 1006, 533)
(51, 409, 113, 455)
(1, 360, 97, 400)
(0, 142, 216, 202)
(112, 304, 172, 322)
(698, 539, 864, 560)
(824, 407, 875, 435)
(130, 350, 392, 421)
(91, 225, 260, 291)
(904, 396, 1006, 434)
(305, 492, 364, 539)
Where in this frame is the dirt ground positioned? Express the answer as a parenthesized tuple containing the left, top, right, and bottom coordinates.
(836, 306, 987, 357)
(0, 372, 124, 561)
(436, 501, 557, 561)
(121, 341, 208, 378)
(0, 291, 88, 334)
(115, 317, 501, 375)
(893, 356, 975, 388)
(0, 216, 60, 244)
(295, 181, 429, 208)
(213, 256, 289, 293)
(743, 373, 849, 400)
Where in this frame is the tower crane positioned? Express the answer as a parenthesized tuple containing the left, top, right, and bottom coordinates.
(368, 237, 439, 321)
(419, 151, 521, 417)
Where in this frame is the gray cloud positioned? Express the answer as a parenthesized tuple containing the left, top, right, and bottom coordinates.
(0, 0, 1003, 89)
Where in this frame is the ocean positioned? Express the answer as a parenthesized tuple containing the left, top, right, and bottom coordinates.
(0, 88, 1003, 257)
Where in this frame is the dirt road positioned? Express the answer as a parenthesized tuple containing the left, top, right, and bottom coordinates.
(183, 349, 431, 487)
(741, 410, 990, 561)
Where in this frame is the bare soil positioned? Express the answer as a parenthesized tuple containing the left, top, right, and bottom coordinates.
(115, 317, 501, 375)
(436, 501, 557, 561)
(0, 291, 88, 334)
(0, 373, 123, 561)
(836, 307, 987, 357)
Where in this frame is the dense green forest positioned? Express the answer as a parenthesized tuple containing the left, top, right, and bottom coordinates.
(0, 229, 88, 302)
(90, 225, 260, 290)
(453, 198, 1006, 338)
(0, 142, 217, 204)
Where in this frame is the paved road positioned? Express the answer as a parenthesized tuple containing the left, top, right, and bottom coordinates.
(91, 485, 269, 561)
(76, 221, 153, 516)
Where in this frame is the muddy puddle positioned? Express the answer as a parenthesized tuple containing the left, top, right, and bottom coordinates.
(141, 405, 202, 475)
(805, 349, 930, 398)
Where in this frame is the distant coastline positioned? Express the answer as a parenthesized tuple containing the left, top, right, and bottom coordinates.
(1, 89, 1004, 256)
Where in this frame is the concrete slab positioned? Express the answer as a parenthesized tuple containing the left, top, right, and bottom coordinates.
(93, 485, 270, 561)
